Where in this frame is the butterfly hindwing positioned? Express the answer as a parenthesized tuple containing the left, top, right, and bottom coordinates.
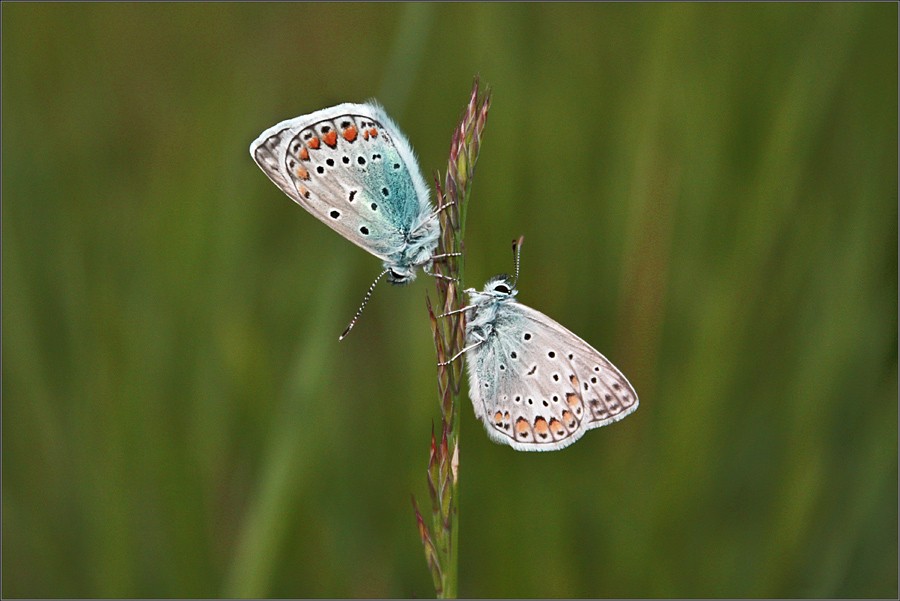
(250, 103, 432, 261)
(468, 297, 638, 451)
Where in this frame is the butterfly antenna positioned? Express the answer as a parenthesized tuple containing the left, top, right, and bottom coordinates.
(339, 268, 391, 341)
(511, 235, 524, 289)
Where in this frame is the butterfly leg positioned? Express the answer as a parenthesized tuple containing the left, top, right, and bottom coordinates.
(431, 199, 456, 217)
(424, 267, 460, 283)
(435, 306, 469, 319)
(437, 340, 483, 366)
(431, 252, 462, 261)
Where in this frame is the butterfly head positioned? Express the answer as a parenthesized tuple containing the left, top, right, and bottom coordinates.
(466, 274, 518, 305)
(485, 274, 516, 296)
(386, 266, 415, 285)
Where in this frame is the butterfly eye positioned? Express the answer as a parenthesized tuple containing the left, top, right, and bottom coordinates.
(493, 283, 510, 294)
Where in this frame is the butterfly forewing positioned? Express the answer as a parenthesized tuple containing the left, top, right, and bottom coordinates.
(250, 104, 427, 260)
(517, 304, 638, 427)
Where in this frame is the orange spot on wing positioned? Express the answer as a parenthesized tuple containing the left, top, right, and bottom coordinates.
(323, 130, 338, 148)
(368, 127, 378, 138)
(549, 418, 565, 436)
(362, 130, 369, 140)
(342, 125, 358, 142)
(515, 417, 530, 436)
(534, 417, 549, 436)
(494, 412, 503, 425)
(562, 410, 575, 427)
(298, 147, 309, 160)
(307, 136, 320, 149)
(297, 186, 309, 199)
(566, 392, 580, 410)
(295, 166, 309, 180)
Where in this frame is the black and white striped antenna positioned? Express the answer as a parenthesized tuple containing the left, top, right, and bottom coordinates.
(511, 235, 524, 289)
(339, 268, 391, 340)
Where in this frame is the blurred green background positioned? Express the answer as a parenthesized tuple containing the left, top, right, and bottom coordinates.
(3, 3, 897, 598)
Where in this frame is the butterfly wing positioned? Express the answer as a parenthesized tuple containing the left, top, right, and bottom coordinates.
(250, 103, 433, 261)
(467, 300, 638, 451)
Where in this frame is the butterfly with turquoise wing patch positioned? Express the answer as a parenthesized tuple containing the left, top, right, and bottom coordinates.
(250, 102, 453, 337)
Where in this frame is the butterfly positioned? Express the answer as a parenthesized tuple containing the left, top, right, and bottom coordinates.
(455, 244, 639, 451)
(249, 102, 444, 337)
